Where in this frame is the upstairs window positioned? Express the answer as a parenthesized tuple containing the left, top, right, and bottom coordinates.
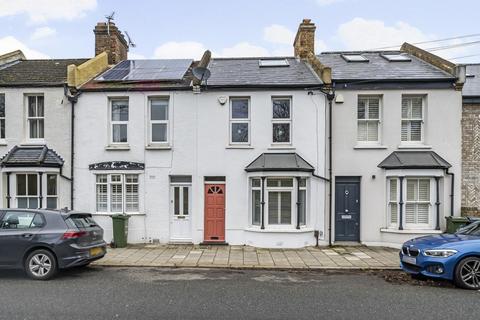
(149, 98, 169, 144)
(272, 97, 292, 144)
(0, 94, 5, 139)
(401, 96, 424, 143)
(110, 99, 129, 144)
(27, 95, 44, 140)
(357, 96, 381, 143)
(230, 98, 250, 144)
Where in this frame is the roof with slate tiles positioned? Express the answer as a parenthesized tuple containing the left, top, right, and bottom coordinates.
(378, 151, 451, 169)
(0, 145, 64, 168)
(245, 153, 315, 172)
(463, 64, 480, 98)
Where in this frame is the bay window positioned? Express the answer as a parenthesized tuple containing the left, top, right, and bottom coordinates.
(95, 173, 139, 213)
(46, 174, 58, 209)
(250, 177, 307, 228)
(16, 174, 38, 209)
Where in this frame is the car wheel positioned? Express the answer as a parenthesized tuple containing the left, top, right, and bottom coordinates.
(454, 257, 480, 290)
(24, 249, 57, 280)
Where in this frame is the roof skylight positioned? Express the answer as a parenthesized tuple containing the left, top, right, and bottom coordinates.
(381, 54, 412, 62)
(259, 59, 290, 67)
(341, 54, 369, 62)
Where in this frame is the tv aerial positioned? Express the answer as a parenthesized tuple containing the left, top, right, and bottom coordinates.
(105, 11, 115, 35)
(125, 31, 136, 48)
(192, 66, 211, 85)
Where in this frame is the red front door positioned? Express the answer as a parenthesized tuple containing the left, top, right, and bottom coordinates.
(204, 184, 225, 242)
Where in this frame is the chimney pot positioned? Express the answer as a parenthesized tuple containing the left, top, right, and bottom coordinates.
(294, 18, 316, 59)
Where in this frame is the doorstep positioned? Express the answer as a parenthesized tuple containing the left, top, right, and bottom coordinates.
(92, 244, 400, 270)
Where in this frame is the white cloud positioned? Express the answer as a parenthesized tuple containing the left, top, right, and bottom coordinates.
(0, 36, 50, 59)
(337, 18, 431, 50)
(219, 42, 269, 57)
(316, 0, 345, 6)
(153, 41, 207, 59)
(31, 26, 56, 40)
(264, 24, 295, 45)
(0, 0, 97, 23)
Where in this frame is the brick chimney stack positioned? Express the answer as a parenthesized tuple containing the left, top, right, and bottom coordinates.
(294, 19, 316, 59)
(94, 22, 128, 65)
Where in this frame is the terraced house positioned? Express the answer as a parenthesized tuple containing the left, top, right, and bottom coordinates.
(0, 50, 87, 211)
(0, 19, 468, 249)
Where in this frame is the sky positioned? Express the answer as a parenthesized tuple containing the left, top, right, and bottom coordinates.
(0, 0, 479, 63)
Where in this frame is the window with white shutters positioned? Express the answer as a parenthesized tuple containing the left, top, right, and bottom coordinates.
(95, 173, 139, 213)
(388, 178, 398, 225)
(401, 96, 424, 142)
(405, 178, 431, 226)
(357, 96, 381, 143)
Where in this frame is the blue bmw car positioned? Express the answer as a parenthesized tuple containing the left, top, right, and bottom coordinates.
(400, 221, 480, 289)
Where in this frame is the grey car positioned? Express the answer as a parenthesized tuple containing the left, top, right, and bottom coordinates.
(0, 209, 107, 280)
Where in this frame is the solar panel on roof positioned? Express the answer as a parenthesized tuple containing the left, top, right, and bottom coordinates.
(97, 59, 193, 81)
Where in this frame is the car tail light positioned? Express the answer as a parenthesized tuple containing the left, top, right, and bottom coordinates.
(62, 231, 87, 239)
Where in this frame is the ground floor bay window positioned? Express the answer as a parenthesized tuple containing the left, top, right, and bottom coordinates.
(387, 176, 440, 230)
(250, 177, 307, 229)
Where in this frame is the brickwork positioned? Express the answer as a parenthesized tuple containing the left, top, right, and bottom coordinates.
(462, 103, 480, 216)
(94, 22, 128, 65)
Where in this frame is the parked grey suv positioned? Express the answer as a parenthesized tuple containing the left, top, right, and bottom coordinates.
(0, 209, 107, 280)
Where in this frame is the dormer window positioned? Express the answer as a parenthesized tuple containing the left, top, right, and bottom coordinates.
(341, 54, 369, 62)
(381, 54, 412, 62)
(259, 59, 289, 67)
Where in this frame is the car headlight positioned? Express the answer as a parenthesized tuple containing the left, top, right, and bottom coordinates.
(423, 249, 458, 257)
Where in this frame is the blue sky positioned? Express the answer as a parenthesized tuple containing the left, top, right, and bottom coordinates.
(0, 0, 479, 62)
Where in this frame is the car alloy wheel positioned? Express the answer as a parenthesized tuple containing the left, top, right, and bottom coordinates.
(25, 249, 57, 280)
(455, 257, 480, 289)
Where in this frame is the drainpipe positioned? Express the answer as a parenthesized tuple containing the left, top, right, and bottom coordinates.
(64, 84, 82, 210)
(322, 88, 335, 246)
(445, 168, 455, 217)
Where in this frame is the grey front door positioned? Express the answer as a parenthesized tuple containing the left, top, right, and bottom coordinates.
(335, 179, 360, 242)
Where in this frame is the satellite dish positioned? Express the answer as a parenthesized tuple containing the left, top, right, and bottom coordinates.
(192, 67, 211, 83)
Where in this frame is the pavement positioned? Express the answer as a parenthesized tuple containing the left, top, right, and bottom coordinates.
(93, 245, 400, 269)
(0, 267, 477, 320)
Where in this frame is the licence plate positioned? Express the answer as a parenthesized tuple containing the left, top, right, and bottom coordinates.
(90, 247, 104, 257)
(402, 255, 416, 265)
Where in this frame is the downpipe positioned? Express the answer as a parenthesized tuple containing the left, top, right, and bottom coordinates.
(445, 168, 455, 216)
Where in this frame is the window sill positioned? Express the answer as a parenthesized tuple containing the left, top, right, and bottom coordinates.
(268, 145, 295, 150)
(92, 212, 145, 216)
(226, 145, 254, 149)
(21, 140, 46, 146)
(145, 144, 172, 150)
(245, 227, 313, 233)
(0, 139, 7, 146)
(380, 228, 442, 234)
(354, 144, 388, 150)
(397, 144, 432, 150)
(105, 144, 130, 151)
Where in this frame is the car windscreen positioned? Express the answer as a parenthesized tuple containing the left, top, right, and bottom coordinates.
(65, 215, 98, 229)
(456, 221, 480, 236)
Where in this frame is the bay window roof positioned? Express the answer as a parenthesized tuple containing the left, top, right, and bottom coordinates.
(378, 151, 451, 170)
(0, 145, 64, 168)
(245, 153, 315, 172)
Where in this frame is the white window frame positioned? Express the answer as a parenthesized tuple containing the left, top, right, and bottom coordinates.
(95, 173, 140, 213)
(45, 174, 58, 209)
(26, 94, 45, 142)
(401, 95, 425, 144)
(251, 178, 262, 226)
(0, 93, 5, 140)
(149, 97, 170, 145)
(386, 176, 434, 230)
(357, 95, 381, 144)
(298, 178, 307, 226)
(271, 97, 292, 145)
(229, 97, 251, 145)
(15, 173, 39, 209)
(109, 98, 129, 145)
(387, 178, 398, 227)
